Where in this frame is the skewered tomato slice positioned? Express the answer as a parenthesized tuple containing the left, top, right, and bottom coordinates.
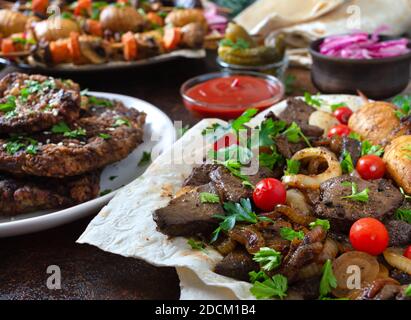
(356, 155, 386, 180)
(333, 107, 353, 125)
(253, 178, 286, 212)
(349, 218, 389, 255)
(74, 0, 92, 16)
(122, 32, 138, 61)
(163, 27, 181, 51)
(404, 246, 411, 259)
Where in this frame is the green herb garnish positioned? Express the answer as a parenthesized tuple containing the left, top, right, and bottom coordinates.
(88, 96, 114, 108)
(250, 274, 288, 300)
(187, 239, 207, 252)
(4, 136, 38, 155)
(252, 247, 282, 271)
(51, 122, 86, 138)
(0, 96, 17, 112)
(138, 151, 151, 166)
(405, 284, 411, 296)
(282, 122, 312, 147)
(309, 218, 330, 231)
(258, 118, 287, 147)
(259, 147, 282, 170)
(319, 259, 337, 299)
(304, 92, 322, 107)
(395, 208, 411, 224)
(392, 95, 411, 119)
(330, 102, 347, 112)
(341, 181, 369, 203)
(340, 151, 354, 174)
(98, 133, 111, 140)
(199, 192, 220, 204)
(113, 117, 131, 127)
(249, 270, 269, 283)
(280, 227, 304, 241)
(348, 132, 361, 141)
(284, 159, 300, 175)
(361, 140, 384, 157)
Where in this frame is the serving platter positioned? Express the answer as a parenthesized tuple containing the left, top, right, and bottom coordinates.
(0, 49, 206, 74)
(0, 92, 175, 237)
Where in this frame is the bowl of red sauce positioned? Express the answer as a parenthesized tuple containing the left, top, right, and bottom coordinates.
(180, 71, 284, 119)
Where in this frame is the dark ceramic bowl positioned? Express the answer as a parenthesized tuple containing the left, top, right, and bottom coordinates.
(309, 36, 411, 99)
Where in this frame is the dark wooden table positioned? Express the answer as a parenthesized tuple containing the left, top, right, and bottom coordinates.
(0, 52, 314, 300)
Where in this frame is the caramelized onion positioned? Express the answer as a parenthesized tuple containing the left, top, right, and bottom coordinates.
(333, 251, 379, 290)
(317, 238, 339, 263)
(275, 204, 315, 226)
(376, 263, 389, 279)
(308, 110, 339, 137)
(214, 236, 237, 255)
(298, 262, 322, 279)
(286, 189, 313, 216)
(282, 147, 342, 189)
(383, 248, 411, 275)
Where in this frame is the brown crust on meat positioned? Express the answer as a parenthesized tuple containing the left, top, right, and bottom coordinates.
(0, 171, 100, 216)
(0, 73, 81, 133)
(0, 98, 146, 177)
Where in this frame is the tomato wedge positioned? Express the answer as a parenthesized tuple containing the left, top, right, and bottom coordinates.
(68, 32, 82, 62)
(1, 39, 15, 56)
(86, 19, 103, 37)
(122, 32, 138, 61)
(74, 0, 92, 16)
(163, 27, 181, 51)
(146, 12, 164, 27)
(50, 40, 70, 64)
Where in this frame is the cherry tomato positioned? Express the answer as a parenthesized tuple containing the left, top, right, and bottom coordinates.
(333, 107, 353, 124)
(213, 133, 238, 151)
(404, 246, 411, 259)
(349, 218, 389, 255)
(253, 178, 286, 212)
(327, 124, 351, 138)
(356, 155, 386, 180)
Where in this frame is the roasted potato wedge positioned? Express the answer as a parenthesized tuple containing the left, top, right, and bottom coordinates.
(348, 102, 403, 146)
(383, 135, 411, 194)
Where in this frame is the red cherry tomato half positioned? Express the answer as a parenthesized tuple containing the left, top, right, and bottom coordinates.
(213, 133, 238, 151)
(356, 155, 386, 180)
(404, 246, 411, 259)
(333, 107, 353, 124)
(327, 124, 351, 138)
(253, 178, 286, 212)
(349, 218, 389, 255)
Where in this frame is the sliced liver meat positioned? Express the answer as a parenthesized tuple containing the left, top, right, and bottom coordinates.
(314, 175, 403, 232)
(153, 183, 223, 237)
(214, 249, 259, 282)
(183, 164, 217, 187)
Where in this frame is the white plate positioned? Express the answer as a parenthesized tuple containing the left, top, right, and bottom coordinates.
(0, 92, 175, 237)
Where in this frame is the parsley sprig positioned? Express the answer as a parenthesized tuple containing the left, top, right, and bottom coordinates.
(309, 218, 330, 231)
(211, 198, 272, 242)
(319, 259, 337, 299)
(4, 135, 38, 155)
(340, 150, 354, 174)
(250, 274, 288, 300)
(280, 227, 304, 241)
(392, 95, 411, 119)
(284, 159, 300, 175)
(187, 239, 207, 253)
(0, 96, 17, 112)
(304, 92, 322, 107)
(199, 192, 220, 204)
(341, 181, 369, 203)
(252, 247, 282, 271)
(395, 208, 411, 224)
(361, 140, 384, 157)
(138, 151, 151, 166)
(282, 122, 312, 147)
(51, 122, 86, 138)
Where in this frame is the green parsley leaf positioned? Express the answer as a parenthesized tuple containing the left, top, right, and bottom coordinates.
(4, 110, 17, 119)
(64, 128, 86, 138)
(249, 270, 269, 283)
(304, 92, 322, 107)
(282, 122, 312, 147)
(51, 121, 86, 138)
(405, 284, 411, 296)
(330, 102, 346, 112)
(199, 192, 220, 204)
(231, 108, 258, 132)
(258, 118, 287, 147)
(348, 132, 361, 141)
(88, 96, 114, 108)
(259, 148, 282, 170)
(4, 141, 25, 154)
(284, 159, 300, 175)
(51, 122, 70, 134)
(250, 274, 288, 300)
(138, 151, 151, 166)
(25, 144, 38, 155)
(113, 117, 131, 127)
(392, 95, 411, 119)
(361, 140, 384, 157)
(252, 247, 282, 271)
(395, 208, 411, 224)
(98, 133, 111, 140)
(0, 96, 17, 112)
(340, 150, 354, 174)
(341, 181, 369, 203)
(3, 136, 39, 155)
(61, 12, 73, 19)
(100, 189, 112, 196)
(280, 227, 304, 241)
(319, 259, 337, 298)
(187, 239, 207, 252)
(309, 218, 330, 231)
(216, 159, 254, 188)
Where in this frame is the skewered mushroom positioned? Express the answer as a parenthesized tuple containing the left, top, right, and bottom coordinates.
(99, 5, 144, 33)
(33, 17, 80, 41)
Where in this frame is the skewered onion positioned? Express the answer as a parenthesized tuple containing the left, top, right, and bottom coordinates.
(332, 251, 379, 290)
(383, 248, 411, 275)
(34, 17, 80, 41)
(282, 147, 342, 189)
(308, 110, 339, 137)
(99, 5, 144, 33)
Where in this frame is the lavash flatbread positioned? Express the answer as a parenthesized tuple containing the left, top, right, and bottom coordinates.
(77, 95, 364, 300)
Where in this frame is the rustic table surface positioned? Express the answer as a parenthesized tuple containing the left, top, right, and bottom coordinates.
(0, 50, 396, 300)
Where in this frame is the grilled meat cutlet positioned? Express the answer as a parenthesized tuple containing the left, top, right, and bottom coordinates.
(0, 73, 81, 133)
(0, 171, 100, 216)
(0, 97, 146, 177)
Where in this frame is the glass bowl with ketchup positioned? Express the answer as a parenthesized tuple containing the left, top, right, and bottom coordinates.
(180, 71, 285, 119)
